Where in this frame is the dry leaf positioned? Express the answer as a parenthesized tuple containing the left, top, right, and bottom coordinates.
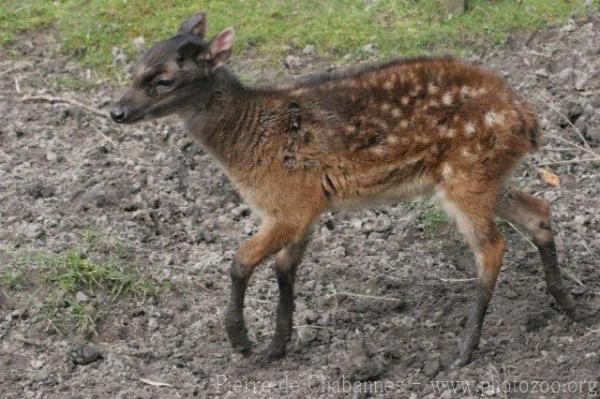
(537, 168, 560, 187)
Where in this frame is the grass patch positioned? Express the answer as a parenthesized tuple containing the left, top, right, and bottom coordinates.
(403, 199, 449, 239)
(421, 206, 448, 238)
(0, 266, 26, 290)
(1, 232, 168, 335)
(1, 1, 597, 79)
(51, 76, 99, 91)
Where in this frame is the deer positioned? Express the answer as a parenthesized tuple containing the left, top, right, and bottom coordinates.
(111, 11, 585, 367)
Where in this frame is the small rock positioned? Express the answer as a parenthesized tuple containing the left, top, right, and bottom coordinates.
(32, 371, 49, 383)
(284, 55, 303, 70)
(46, 151, 58, 162)
(302, 45, 316, 55)
(133, 36, 146, 52)
(30, 359, 44, 370)
(534, 68, 549, 78)
(342, 337, 383, 381)
(560, 20, 577, 33)
(561, 100, 583, 127)
(372, 214, 392, 232)
(231, 204, 250, 219)
(69, 344, 102, 366)
(575, 74, 588, 91)
(525, 311, 550, 332)
(301, 309, 318, 324)
(362, 43, 377, 54)
(392, 315, 415, 329)
(148, 317, 159, 331)
(111, 46, 127, 65)
(75, 291, 89, 303)
(25, 223, 43, 239)
(544, 191, 558, 202)
(422, 354, 441, 377)
(297, 326, 317, 343)
(556, 67, 574, 82)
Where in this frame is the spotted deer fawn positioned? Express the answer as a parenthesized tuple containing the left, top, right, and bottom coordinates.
(111, 11, 583, 367)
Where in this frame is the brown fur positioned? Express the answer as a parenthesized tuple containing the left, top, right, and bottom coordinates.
(111, 12, 581, 366)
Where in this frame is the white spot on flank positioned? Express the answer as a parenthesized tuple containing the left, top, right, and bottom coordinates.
(416, 135, 431, 144)
(383, 80, 394, 90)
(426, 100, 438, 109)
(442, 92, 453, 106)
(464, 122, 476, 136)
(374, 119, 389, 130)
(391, 107, 402, 117)
(409, 85, 422, 97)
(441, 163, 453, 180)
(344, 125, 357, 134)
(387, 135, 399, 145)
(484, 111, 504, 127)
(428, 82, 439, 94)
(370, 146, 387, 157)
(401, 96, 410, 105)
(381, 102, 391, 112)
(460, 86, 471, 97)
(400, 120, 409, 128)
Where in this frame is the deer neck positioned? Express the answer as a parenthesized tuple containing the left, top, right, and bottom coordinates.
(178, 69, 264, 166)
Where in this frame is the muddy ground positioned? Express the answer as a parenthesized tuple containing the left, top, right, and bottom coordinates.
(1, 14, 600, 399)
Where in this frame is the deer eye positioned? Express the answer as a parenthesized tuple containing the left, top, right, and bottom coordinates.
(157, 79, 174, 87)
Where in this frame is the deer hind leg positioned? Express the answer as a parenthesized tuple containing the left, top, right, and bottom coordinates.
(225, 220, 304, 356)
(496, 187, 578, 320)
(266, 232, 311, 360)
(436, 185, 507, 367)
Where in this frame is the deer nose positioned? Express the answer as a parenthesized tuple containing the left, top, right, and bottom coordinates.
(110, 107, 126, 123)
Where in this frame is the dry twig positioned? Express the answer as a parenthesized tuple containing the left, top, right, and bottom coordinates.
(139, 378, 173, 388)
(506, 221, 537, 250)
(0, 148, 10, 160)
(326, 291, 403, 302)
(579, 327, 600, 341)
(437, 277, 476, 283)
(536, 95, 592, 150)
(535, 157, 600, 167)
(21, 95, 107, 118)
(559, 267, 585, 287)
(14, 76, 20, 93)
(544, 131, 599, 159)
(0, 61, 33, 77)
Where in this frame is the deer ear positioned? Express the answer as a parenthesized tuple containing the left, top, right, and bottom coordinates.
(177, 38, 202, 60)
(179, 11, 207, 38)
(205, 27, 235, 70)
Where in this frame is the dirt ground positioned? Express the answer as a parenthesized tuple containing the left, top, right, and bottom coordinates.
(1, 14, 600, 399)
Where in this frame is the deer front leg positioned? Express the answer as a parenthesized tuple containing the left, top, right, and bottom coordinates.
(267, 234, 311, 360)
(437, 186, 506, 368)
(225, 220, 303, 356)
